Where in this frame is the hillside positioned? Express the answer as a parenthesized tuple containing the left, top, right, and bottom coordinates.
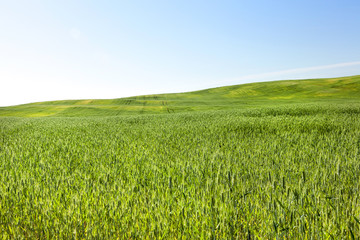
(1, 75, 360, 238)
(1, 75, 359, 117)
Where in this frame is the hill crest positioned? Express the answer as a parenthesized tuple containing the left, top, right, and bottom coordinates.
(1, 75, 359, 117)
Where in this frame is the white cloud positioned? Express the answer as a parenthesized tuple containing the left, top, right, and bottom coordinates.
(240, 61, 360, 80)
(214, 61, 360, 87)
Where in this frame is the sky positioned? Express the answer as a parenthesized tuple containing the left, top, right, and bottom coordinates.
(1, 0, 360, 107)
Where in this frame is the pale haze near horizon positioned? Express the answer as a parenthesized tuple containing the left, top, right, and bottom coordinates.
(1, 1, 360, 107)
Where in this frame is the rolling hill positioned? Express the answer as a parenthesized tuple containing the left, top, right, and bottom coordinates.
(1, 75, 359, 117)
(1, 75, 360, 238)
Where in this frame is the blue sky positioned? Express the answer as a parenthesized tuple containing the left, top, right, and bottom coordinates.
(1, 0, 360, 106)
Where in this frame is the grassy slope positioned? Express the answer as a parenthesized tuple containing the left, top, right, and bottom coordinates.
(1, 76, 360, 238)
(1, 75, 359, 117)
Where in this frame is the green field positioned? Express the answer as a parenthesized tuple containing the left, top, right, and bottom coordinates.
(1, 75, 359, 117)
(1, 75, 360, 239)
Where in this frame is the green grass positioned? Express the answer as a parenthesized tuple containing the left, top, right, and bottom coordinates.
(1, 75, 359, 117)
(0, 75, 360, 238)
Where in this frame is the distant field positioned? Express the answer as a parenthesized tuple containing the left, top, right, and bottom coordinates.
(1, 75, 359, 117)
(1, 76, 360, 238)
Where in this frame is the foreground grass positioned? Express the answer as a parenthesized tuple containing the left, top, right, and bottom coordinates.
(1, 103, 360, 238)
